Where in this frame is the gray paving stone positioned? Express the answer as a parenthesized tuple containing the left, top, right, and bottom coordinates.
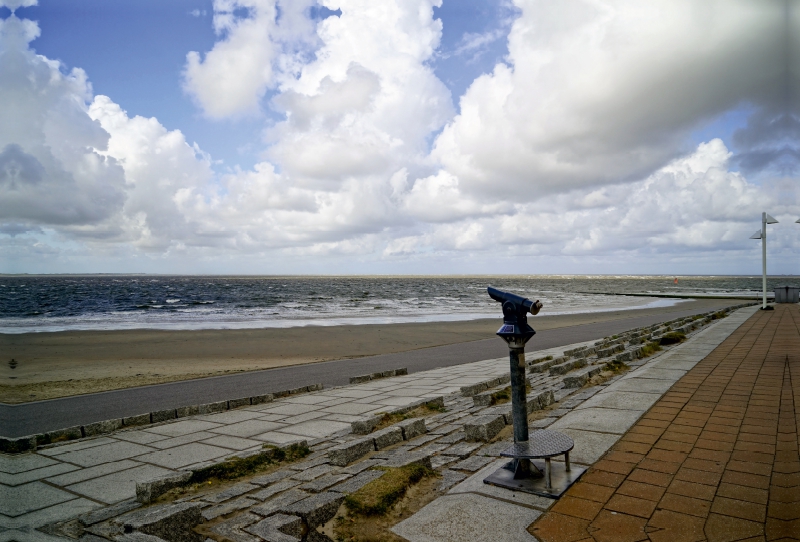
(574, 390, 661, 412)
(245, 513, 303, 542)
(114, 431, 168, 445)
(0, 461, 77, 486)
(436, 431, 465, 444)
(290, 464, 333, 482)
(450, 455, 495, 472)
(262, 403, 321, 416)
(429, 424, 459, 435)
(414, 443, 449, 456)
(464, 415, 505, 442)
(549, 407, 644, 434)
(83, 419, 123, 437)
(430, 455, 458, 470)
(280, 491, 345, 529)
(340, 458, 384, 475)
(69, 464, 174, 504)
(299, 473, 351, 493)
(147, 431, 218, 450)
(133, 442, 231, 469)
(397, 418, 427, 439)
(382, 450, 432, 469)
(250, 488, 308, 517)
(372, 426, 403, 450)
(0, 453, 58, 474)
(329, 469, 385, 494)
(115, 502, 202, 541)
(274, 419, 351, 439)
(56, 441, 155, 467)
(327, 438, 374, 466)
(251, 479, 301, 501)
(202, 497, 258, 521)
(78, 499, 142, 526)
(208, 419, 285, 438)
(46, 459, 140, 487)
(146, 420, 223, 437)
(250, 469, 293, 487)
(200, 435, 262, 451)
(528, 417, 558, 429)
(2, 498, 100, 530)
(203, 482, 259, 503)
(391, 493, 542, 542)
(608, 376, 676, 394)
(477, 441, 512, 457)
(209, 512, 261, 542)
(440, 442, 481, 459)
(2, 481, 79, 517)
(437, 470, 467, 491)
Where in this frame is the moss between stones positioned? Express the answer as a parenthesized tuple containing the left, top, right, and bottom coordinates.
(603, 359, 629, 374)
(639, 341, 662, 357)
(658, 331, 686, 346)
(188, 442, 310, 484)
(489, 381, 531, 406)
(344, 465, 435, 516)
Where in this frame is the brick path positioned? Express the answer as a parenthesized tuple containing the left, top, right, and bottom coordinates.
(529, 304, 800, 542)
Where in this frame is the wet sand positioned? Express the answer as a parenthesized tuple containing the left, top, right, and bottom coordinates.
(0, 299, 737, 403)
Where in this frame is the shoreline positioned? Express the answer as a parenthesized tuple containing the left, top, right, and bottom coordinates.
(0, 298, 738, 403)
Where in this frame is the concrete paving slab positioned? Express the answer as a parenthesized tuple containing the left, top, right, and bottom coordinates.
(317, 413, 365, 423)
(574, 391, 661, 412)
(322, 389, 383, 399)
(0, 498, 100, 529)
(320, 403, 382, 415)
(208, 419, 285, 438)
(145, 419, 223, 437)
(272, 419, 351, 439)
(552, 429, 622, 465)
(113, 430, 169, 445)
(259, 403, 321, 416)
(280, 394, 339, 405)
(134, 442, 231, 469)
(0, 462, 77, 486)
(391, 493, 541, 542)
(67, 464, 173, 504)
(200, 435, 263, 451)
(146, 431, 218, 450)
(279, 411, 326, 424)
(194, 409, 265, 424)
(628, 367, 686, 380)
(447, 458, 554, 510)
(251, 431, 307, 445)
(55, 441, 155, 467)
(1, 481, 77, 517)
(549, 407, 643, 435)
(35, 437, 116, 456)
(367, 396, 420, 407)
(45, 459, 141, 486)
(0, 454, 58, 474)
(605, 376, 676, 394)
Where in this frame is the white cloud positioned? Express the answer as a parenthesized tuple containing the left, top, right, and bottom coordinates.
(1, 1, 798, 274)
(183, 0, 318, 118)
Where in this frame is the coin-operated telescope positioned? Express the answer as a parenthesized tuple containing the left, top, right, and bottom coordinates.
(483, 287, 585, 498)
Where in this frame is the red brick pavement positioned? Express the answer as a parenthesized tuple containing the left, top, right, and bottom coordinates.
(528, 304, 800, 542)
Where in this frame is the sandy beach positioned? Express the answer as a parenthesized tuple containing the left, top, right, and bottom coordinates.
(0, 298, 737, 403)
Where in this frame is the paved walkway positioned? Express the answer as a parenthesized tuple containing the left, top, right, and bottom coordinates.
(529, 304, 800, 542)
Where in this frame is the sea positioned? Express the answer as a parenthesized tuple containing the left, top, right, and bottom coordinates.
(0, 275, 783, 333)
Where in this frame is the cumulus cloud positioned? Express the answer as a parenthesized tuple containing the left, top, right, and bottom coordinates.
(183, 0, 318, 118)
(431, 0, 786, 199)
(2, 0, 798, 273)
(0, 14, 127, 233)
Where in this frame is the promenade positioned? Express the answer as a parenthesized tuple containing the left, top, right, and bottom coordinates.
(530, 303, 800, 542)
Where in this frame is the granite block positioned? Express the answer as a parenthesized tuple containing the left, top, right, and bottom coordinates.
(330, 469, 385, 494)
(281, 491, 345, 529)
(350, 415, 381, 435)
(464, 415, 505, 442)
(397, 418, 426, 440)
(327, 438, 374, 466)
(116, 502, 202, 542)
(245, 513, 303, 542)
(175, 406, 200, 418)
(83, 419, 123, 437)
(150, 409, 176, 424)
(251, 393, 275, 405)
(123, 414, 152, 427)
(228, 397, 251, 409)
(198, 401, 227, 415)
(135, 471, 192, 504)
(372, 426, 403, 450)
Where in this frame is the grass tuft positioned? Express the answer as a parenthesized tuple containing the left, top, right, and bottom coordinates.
(344, 465, 435, 516)
(188, 442, 309, 484)
(639, 341, 662, 357)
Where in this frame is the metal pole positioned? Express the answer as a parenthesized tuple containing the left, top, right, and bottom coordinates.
(509, 346, 529, 443)
(762, 211, 767, 309)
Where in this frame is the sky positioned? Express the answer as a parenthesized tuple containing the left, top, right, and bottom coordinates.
(0, 0, 798, 275)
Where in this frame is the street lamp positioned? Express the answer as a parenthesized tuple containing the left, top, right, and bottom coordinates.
(750, 212, 779, 309)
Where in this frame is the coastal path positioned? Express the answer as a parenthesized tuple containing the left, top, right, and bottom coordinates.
(527, 303, 800, 542)
(2, 302, 739, 438)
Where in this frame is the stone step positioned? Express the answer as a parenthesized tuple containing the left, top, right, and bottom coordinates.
(528, 356, 567, 373)
(562, 365, 604, 388)
(548, 357, 588, 376)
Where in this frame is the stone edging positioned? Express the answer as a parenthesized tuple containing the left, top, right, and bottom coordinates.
(349, 367, 408, 384)
(0, 382, 323, 454)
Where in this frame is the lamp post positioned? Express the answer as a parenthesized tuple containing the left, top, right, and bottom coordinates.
(750, 212, 779, 309)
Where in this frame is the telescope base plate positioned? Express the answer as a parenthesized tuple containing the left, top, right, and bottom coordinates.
(483, 460, 586, 499)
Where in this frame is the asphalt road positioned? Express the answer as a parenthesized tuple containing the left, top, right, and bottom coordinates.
(0, 304, 724, 437)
